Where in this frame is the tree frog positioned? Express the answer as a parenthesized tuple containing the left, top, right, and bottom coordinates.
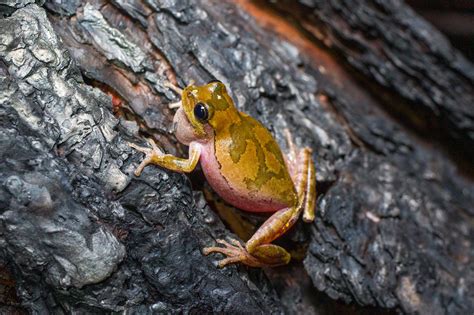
(129, 81, 316, 268)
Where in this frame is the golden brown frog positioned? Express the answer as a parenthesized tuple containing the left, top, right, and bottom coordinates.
(129, 81, 316, 267)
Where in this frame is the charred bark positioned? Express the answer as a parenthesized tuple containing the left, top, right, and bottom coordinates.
(0, 0, 472, 314)
(266, 0, 474, 167)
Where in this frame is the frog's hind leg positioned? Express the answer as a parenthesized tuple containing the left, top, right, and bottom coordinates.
(203, 142, 315, 268)
(301, 147, 316, 222)
(203, 205, 299, 267)
(241, 147, 315, 266)
(203, 130, 316, 268)
(283, 128, 298, 177)
(283, 129, 316, 223)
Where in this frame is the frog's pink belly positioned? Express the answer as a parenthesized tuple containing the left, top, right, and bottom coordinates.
(199, 144, 285, 213)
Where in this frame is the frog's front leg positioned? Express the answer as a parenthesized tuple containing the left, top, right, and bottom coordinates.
(129, 139, 201, 175)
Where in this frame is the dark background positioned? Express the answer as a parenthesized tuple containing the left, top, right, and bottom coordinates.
(407, 0, 474, 60)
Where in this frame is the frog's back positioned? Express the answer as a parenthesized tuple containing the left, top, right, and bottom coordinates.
(206, 112, 296, 212)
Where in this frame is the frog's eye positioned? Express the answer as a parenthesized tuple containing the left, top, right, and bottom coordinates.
(194, 102, 209, 122)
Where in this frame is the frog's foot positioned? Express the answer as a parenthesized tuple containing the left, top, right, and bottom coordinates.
(203, 239, 270, 268)
(128, 138, 164, 176)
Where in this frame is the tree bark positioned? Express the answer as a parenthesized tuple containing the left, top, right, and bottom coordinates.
(0, 0, 472, 314)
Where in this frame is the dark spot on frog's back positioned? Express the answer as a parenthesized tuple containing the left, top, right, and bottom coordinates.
(228, 117, 290, 193)
(210, 85, 231, 111)
(229, 121, 250, 163)
(264, 136, 285, 164)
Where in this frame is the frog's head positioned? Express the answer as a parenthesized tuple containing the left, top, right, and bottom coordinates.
(173, 81, 240, 145)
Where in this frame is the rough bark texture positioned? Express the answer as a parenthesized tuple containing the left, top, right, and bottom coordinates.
(0, 2, 281, 314)
(0, 0, 473, 314)
(269, 0, 474, 164)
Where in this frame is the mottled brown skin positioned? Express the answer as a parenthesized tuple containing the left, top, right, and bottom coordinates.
(129, 81, 316, 267)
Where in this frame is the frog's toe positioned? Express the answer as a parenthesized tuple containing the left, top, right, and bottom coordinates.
(128, 141, 165, 176)
(203, 238, 266, 268)
(128, 142, 151, 154)
(168, 100, 182, 109)
(203, 239, 239, 256)
(216, 238, 244, 249)
(164, 81, 184, 94)
(134, 158, 151, 176)
(203, 239, 245, 266)
(229, 238, 245, 250)
(202, 245, 232, 257)
(217, 256, 245, 268)
(146, 138, 160, 152)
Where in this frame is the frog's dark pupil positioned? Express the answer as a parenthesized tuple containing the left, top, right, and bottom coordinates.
(194, 103, 209, 121)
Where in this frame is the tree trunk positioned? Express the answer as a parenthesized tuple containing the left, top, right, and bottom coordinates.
(0, 0, 472, 314)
